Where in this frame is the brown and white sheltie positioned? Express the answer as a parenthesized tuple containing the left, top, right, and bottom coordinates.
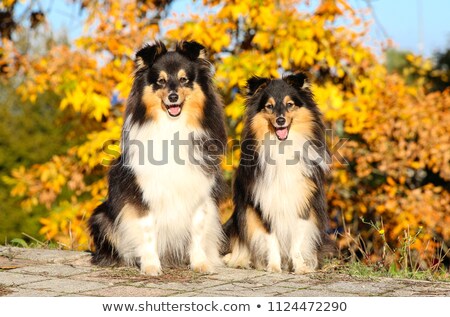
(89, 41, 227, 275)
(223, 72, 333, 273)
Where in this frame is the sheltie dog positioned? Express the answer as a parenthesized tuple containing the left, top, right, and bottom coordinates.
(223, 73, 332, 273)
(89, 41, 227, 275)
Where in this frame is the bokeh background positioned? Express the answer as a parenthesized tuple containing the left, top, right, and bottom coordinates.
(1, 0, 449, 276)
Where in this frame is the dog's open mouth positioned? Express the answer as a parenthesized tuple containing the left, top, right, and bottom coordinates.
(164, 103, 183, 117)
(275, 126, 289, 141)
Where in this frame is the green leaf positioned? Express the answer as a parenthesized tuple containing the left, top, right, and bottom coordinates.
(10, 238, 29, 248)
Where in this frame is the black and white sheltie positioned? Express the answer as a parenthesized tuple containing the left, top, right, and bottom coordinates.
(223, 73, 332, 273)
(89, 41, 227, 275)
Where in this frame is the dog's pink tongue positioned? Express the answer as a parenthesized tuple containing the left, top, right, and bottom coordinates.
(168, 106, 181, 116)
(276, 128, 288, 140)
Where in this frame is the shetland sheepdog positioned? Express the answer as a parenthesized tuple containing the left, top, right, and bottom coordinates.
(223, 72, 332, 273)
(89, 41, 227, 275)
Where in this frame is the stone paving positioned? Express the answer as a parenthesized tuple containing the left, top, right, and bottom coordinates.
(1, 246, 449, 297)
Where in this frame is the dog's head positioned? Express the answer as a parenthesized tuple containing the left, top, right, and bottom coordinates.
(134, 41, 209, 119)
(245, 72, 318, 141)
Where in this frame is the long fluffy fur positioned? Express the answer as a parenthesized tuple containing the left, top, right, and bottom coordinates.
(89, 41, 227, 275)
(223, 72, 335, 273)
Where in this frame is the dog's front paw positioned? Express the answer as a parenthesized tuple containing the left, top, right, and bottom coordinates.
(223, 253, 250, 269)
(191, 261, 215, 274)
(292, 258, 317, 274)
(222, 253, 232, 265)
(293, 264, 315, 274)
(266, 262, 282, 273)
(141, 263, 162, 276)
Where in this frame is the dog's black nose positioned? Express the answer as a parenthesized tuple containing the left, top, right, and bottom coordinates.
(168, 93, 178, 103)
(276, 117, 286, 126)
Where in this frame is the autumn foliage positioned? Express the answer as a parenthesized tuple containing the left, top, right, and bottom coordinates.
(1, 0, 449, 271)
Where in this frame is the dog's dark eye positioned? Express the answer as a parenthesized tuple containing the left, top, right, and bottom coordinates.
(179, 77, 189, 84)
(286, 101, 295, 109)
(157, 78, 166, 86)
(265, 104, 274, 111)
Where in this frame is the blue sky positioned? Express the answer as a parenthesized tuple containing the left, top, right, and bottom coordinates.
(21, 0, 450, 58)
(362, 0, 450, 56)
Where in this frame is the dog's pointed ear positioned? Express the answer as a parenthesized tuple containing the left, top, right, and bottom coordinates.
(135, 41, 167, 69)
(246, 76, 270, 96)
(176, 40, 207, 60)
(283, 72, 310, 90)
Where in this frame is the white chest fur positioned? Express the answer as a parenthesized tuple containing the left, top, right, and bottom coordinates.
(114, 114, 221, 267)
(124, 114, 213, 215)
(251, 132, 326, 252)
